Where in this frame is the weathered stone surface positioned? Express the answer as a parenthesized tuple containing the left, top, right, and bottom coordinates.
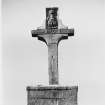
(31, 7, 74, 85)
(27, 86, 78, 105)
(28, 7, 78, 105)
(46, 7, 58, 29)
(32, 29, 74, 85)
(32, 29, 74, 36)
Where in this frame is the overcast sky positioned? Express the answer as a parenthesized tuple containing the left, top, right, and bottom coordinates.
(2, 0, 105, 105)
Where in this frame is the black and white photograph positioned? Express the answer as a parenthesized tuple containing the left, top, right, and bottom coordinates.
(1, 0, 105, 105)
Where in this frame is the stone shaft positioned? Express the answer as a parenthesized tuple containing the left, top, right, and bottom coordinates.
(48, 43, 58, 84)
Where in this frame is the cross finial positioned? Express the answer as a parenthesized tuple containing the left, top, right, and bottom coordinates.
(32, 7, 74, 85)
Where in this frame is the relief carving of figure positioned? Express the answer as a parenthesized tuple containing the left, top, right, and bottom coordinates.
(46, 8, 58, 29)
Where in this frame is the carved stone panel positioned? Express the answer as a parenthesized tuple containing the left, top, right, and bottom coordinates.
(46, 7, 58, 29)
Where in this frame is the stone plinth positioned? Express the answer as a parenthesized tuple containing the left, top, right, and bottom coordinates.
(27, 86, 78, 105)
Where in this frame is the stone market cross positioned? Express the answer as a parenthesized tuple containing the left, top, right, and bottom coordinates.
(31, 7, 74, 85)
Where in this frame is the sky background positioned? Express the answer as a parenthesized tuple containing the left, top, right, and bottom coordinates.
(2, 0, 105, 105)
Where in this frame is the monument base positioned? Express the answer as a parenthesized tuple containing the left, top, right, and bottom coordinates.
(27, 85, 78, 105)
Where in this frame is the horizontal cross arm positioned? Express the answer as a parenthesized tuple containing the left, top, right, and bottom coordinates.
(31, 28, 74, 37)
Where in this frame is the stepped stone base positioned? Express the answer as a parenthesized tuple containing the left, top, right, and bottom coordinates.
(27, 85, 78, 105)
